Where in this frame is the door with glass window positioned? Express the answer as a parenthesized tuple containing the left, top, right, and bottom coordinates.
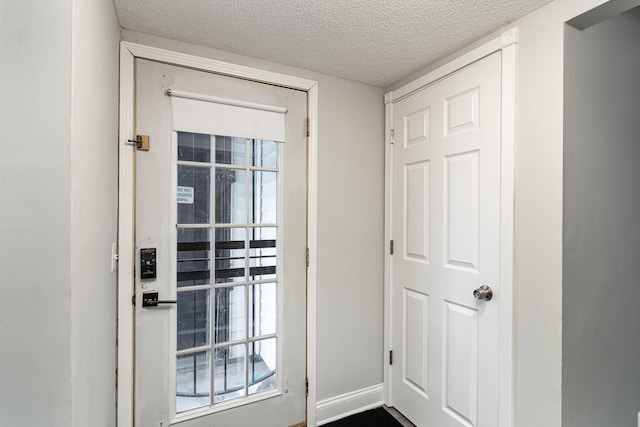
(133, 59, 307, 427)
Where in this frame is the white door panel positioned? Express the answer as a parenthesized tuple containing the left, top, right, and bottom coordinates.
(391, 52, 501, 427)
(134, 59, 307, 427)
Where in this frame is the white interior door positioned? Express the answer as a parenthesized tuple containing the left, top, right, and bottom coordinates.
(133, 59, 308, 427)
(390, 52, 502, 427)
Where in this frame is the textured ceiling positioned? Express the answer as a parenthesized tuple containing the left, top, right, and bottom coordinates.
(114, 0, 552, 88)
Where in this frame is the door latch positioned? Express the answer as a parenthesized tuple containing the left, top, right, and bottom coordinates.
(127, 134, 150, 151)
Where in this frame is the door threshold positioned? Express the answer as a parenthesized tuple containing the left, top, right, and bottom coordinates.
(384, 406, 416, 427)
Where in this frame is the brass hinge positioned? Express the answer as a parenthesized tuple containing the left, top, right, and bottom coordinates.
(389, 350, 393, 365)
(306, 248, 310, 268)
(131, 294, 135, 306)
(305, 377, 309, 397)
(126, 134, 150, 151)
(390, 240, 394, 255)
(306, 118, 310, 137)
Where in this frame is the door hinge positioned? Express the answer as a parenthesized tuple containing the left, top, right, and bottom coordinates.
(306, 248, 310, 268)
(390, 129, 395, 144)
(306, 118, 310, 138)
(126, 134, 150, 151)
(390, 240, 394, 255)
(305, 377, 309, 397)
(131, 294, 136, 306)
(389, 350, 393, 365)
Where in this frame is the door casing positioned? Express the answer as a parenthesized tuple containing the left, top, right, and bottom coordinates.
(383, 27, 517, 427)
(117, 41, 320, 427)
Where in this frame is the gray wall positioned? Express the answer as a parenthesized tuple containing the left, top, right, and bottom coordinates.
(0, 1, 74, 425)
(70, 0, 120, 426)
(563, 7, 640, 427)
(0, 0, 120, 425)
(120, 30, 386, 403)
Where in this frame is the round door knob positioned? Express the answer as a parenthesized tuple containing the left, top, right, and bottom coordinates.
(473, 285, 493, 301)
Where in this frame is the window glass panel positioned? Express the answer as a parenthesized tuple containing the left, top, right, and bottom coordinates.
(177, 290, 210, 351)
(215, 227, 246, 284)
(248, 338, 277, 396)
(215, 168, 246, 224)
(252, 140, 278, 168)
(176, 351, 211, 413)
(178, 132, 211, 162)
(249, 282, 276, 338)
(178, 165, 211, 224)
(177, 228, 211, 288)
(174, 132, 282, 414)
(249, 227, 277, 281)
(250, 171, 277, 224)
(214, 286, 246, 344)
(216, 135, 246, 166)
(214, 344, 246, 403)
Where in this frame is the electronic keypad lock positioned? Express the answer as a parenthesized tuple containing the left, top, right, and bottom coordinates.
(140, 248, 157, 280)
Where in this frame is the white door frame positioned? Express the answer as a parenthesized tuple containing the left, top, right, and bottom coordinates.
(116, 41, 320, 427)
(383, 27, 517, 426)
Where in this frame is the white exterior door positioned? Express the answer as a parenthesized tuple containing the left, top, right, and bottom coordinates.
(133, 59, 308, 427)
(390, 52, 502, 427)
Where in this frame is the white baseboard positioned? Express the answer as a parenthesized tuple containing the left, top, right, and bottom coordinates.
(316, 384, 384, 426)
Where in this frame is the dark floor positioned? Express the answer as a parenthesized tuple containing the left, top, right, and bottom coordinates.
(323, 407, 413, 427)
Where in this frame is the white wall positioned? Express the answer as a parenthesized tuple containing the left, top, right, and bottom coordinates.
(70, 0, 120, 426)
(119, 30, 386, 405)
(0, 0, 120, 425)
(388, 0, 638, 426)
(563, 7, 640, 426)
(315, 76, 386, 398)
(0, 1, 74, 425)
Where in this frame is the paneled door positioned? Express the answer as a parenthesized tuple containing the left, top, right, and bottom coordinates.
(133, 59, 308, 427)
(390, 52, 501, 427)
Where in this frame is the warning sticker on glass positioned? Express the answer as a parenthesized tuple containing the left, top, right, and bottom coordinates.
(177, 186, 194, 204)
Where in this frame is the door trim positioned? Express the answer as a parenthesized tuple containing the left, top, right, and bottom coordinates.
(117, 41, 320, 427)
(383, 27, 517, 427)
